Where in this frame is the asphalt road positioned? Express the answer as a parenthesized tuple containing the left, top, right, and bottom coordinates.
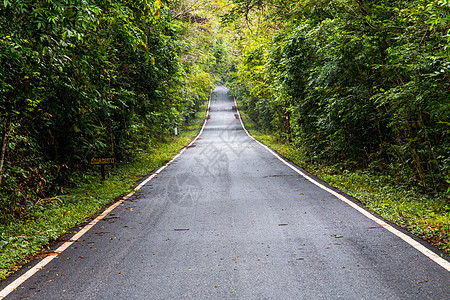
(2, 86, 449, 299)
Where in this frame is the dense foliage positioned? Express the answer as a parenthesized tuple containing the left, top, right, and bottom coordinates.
(1, 0, 448, 222)
(0, 0, 224, 221)
(226, 0, 450, 194)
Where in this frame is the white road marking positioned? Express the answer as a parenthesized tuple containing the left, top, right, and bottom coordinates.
(0, 94, 212, 299)
(234, 97, 450, 273)
(2, 91, 447, 299)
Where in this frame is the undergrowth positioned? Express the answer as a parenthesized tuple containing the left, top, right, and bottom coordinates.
(238, 109, 450, 254)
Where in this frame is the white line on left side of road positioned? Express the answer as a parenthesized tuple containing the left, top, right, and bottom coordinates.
(0, 94, 212, 300)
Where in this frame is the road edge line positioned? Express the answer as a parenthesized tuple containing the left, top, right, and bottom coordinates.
(0, 93, 212, 299)
(234, 96, 450, 273)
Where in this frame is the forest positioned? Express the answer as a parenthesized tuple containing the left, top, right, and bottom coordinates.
(225, 0, 449, 196)
(0, 0, 228, 221)
(0, 0, 449, 275)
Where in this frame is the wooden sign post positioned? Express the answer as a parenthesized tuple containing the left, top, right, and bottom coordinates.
(90, 157, 115, 181)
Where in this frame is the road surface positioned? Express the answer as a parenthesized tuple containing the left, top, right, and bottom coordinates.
(1, 86, 449, 299)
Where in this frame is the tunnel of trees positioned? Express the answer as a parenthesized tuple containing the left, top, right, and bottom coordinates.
(1, 0, 449, 221)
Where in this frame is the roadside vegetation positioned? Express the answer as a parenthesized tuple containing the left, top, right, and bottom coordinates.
(0, 0, 226, 222)
(238, 108, 450, 254)
(0, 0, 227, 281)
(226, 0, 449, 195)
(0, 101, 208, 281)
(224, 0, 449, 252)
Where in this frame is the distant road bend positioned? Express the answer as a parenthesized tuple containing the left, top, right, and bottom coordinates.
(1, 85, 449, 299)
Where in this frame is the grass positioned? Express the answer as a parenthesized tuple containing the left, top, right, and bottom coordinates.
(0, 104, 208, 282)
(238, 109, 450, 254)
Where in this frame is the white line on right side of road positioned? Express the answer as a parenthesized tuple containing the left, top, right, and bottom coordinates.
(234, 97, 450, 273)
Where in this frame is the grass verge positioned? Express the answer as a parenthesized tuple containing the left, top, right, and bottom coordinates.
(238, 109, 450, 254)
(0, 104, 208, 281)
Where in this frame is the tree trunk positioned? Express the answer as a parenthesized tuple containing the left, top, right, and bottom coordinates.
(0, 120, 11, 187)
(284, 106, 291, 143)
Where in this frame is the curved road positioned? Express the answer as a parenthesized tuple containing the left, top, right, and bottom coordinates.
(2, 86, 449, 299)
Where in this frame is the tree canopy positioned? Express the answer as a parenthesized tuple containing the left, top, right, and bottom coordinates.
(1, 0, 449, 221)
(224, 0, 450, 194)
(0, 0, 229, 220)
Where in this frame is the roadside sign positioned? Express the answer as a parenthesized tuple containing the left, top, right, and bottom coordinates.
(90, 157, 115, 181)
(90, 157, 115, 165)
